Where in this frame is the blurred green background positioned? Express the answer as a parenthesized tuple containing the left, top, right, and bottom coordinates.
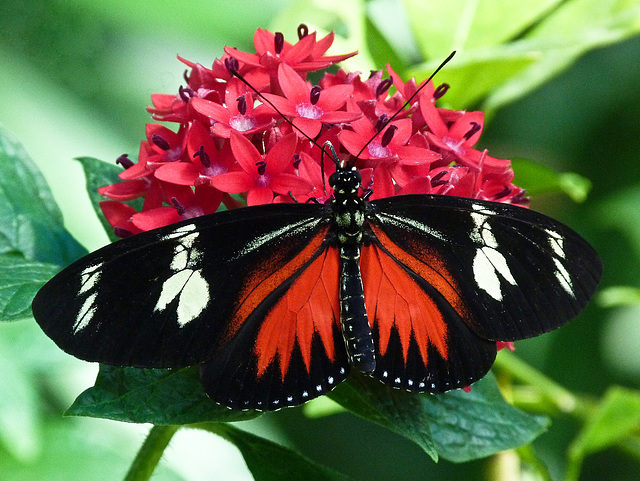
(1, 0, 640, 480)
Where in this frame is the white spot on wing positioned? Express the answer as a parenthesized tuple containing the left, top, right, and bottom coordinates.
(376, 212, 446, 241)
(553, 258, 576, 298)
(470, 210, 516, 301)
(74, 292, 98, 333)
(155, 269, 210, 327)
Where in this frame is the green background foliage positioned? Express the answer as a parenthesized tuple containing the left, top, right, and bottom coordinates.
(1, 0, 640, 479)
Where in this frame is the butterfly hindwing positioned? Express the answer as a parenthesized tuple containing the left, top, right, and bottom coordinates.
(363, 194, 602, 392)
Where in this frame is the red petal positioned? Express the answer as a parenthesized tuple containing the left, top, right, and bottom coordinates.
(265, 133, 297, 173)
(210, 171, 255, 193)
(191, 97, 231, 122)
(230, 131, 262, 173)
(98, 180, 148, 200)
(247, 187, 274, 206)
(270, 173, 313, 195)
(155, 162, 200, 185)
(316, 84, 353, 111)
(99, 201, 140, 233)
(449, 111, 484, 146)
(278, 63, 310, 104)
(292, 117, 322, 139)
(132, 207, 180, 231)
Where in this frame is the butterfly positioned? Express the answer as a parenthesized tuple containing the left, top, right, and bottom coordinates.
(31, 54, 602, 411)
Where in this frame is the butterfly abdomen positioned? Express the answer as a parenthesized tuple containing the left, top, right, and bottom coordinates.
(339, 243, 375, 373)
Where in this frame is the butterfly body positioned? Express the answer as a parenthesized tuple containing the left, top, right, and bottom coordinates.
(32, 157, 602, 410)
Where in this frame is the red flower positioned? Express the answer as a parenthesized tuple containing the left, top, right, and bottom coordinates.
(98, 24, 524, 240)
(210, 131, 312, 206)
(261, 63, 362, 138)
(190, 78, 276, 138)
(225, 27, 356, 78)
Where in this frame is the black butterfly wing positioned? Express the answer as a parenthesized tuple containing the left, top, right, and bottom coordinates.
(364, 194, 602, 393)
(33, 203, 349, 409)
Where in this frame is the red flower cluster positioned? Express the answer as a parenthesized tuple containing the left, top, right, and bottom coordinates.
(98, 25, 526, 237)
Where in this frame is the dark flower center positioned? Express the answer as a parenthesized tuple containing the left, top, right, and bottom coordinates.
(376, 78, 393, 98)
(375, 114, 389, 133)
(431, 170, 449, 187)
(463, 122, 481, 141)
(171, 197, 186, 216)
(434, 83, 449, 100)
(256, 160, 267, 176)
(179, 85, 194, 102)
(310, 86, 322, 105)
(193, 146, 211, 167)
(115, 154, 133, 169)
(274, 32, 284, 54)
(225, 57, 239, 74)
(236, 95, 247, 115)
(381, 125, 397, 148)
(151, 134, 171, 150)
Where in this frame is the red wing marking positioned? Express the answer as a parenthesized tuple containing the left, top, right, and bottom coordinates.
(252, 245, 340, 380)
(362, 225, 470, 366)
(229, 226, 330, 339)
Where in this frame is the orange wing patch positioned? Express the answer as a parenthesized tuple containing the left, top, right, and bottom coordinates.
(251, 246, 341, 380)
(362, 225, 470, 367)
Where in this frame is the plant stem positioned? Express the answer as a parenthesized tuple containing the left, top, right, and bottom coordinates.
(493, 350, 592, 419)
(123, 425, 180, 481)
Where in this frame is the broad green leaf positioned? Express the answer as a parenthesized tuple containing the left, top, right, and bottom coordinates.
(0, 126, 86, 266)
(211, 423, 358, 481)
(485, 0, 640, 111)
(422, 373, 548, 463)
(67, 365, 261, 424)
(402, 0, 563, 58)
(598, 286, 640, 307)
(76, 156, 135, 243)
(407, 46, 538, 109)
(328, 371, 438, 460)
(0, 335, 41, 461)
(511, 158, 592, 202)
(0, 417, 182, 481)
(0, 254, 60, 321)
(570, 386, 640, 457)
(331, 372, 547, 463)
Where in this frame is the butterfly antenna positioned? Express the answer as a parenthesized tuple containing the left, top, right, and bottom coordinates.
(354, 51, 456, 160)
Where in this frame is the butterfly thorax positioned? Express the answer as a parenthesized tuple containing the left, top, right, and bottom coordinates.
(329, 166, 366, 246)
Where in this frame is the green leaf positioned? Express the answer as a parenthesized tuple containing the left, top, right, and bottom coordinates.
(0, 254, 61, 321)
(0, 126, 86, 266)
(328, 371, 438, 460)
(402, 0, 563, 59)
(484, 0, 640, 111)
(67, 365, 261, 424)
(407, 46, 538, 109)
(570, 386, 640, 457)
(76, 156, 138, 243)
(331, 372, 548, 463)
(210, 423, 358, 481)
(511, 157, 592, 202)
(423, 373, 548, 463)
(0, 334, 41, 461)
(597, 286, 640, 307)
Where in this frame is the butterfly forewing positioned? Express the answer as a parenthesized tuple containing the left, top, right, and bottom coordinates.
(368, 194, 602, 342)
(33, 203, 335, 369)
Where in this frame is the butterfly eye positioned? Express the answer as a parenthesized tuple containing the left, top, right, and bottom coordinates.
(328, 172, 338, 187)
